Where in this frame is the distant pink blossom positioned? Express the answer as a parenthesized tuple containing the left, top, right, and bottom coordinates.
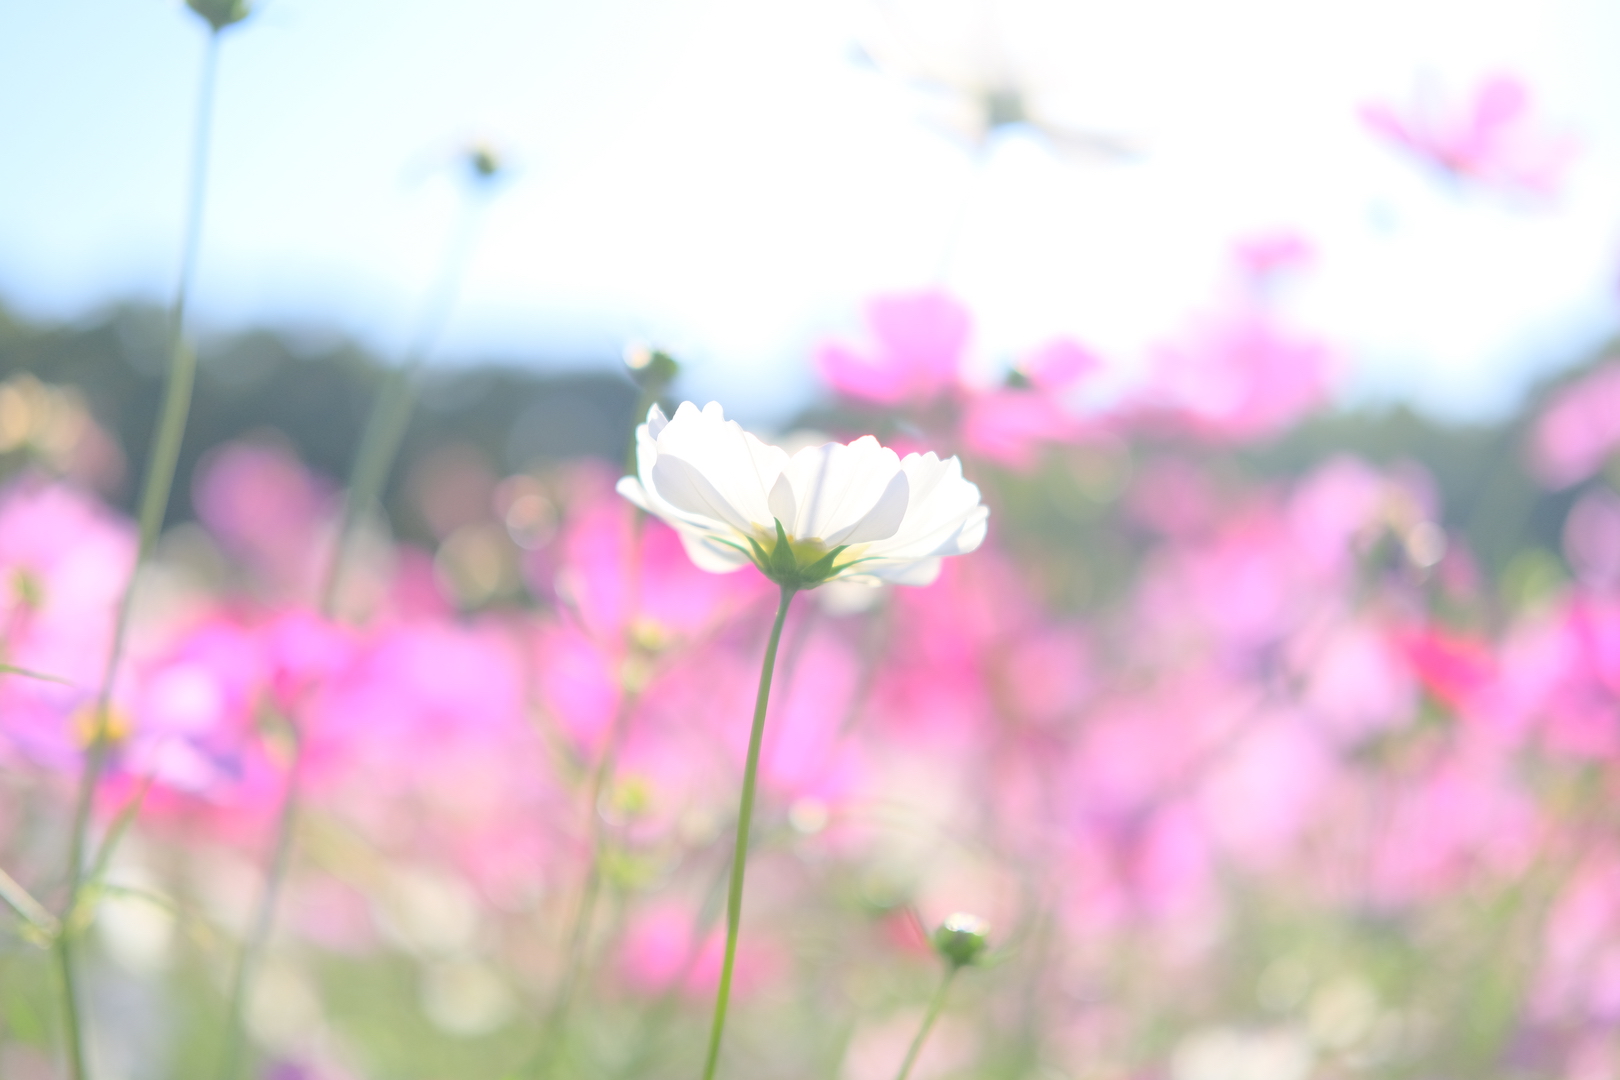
(1365, 749, 1538, 905)
(194, 441, 335, 596)
(1198, 716, 1334, 868)
(817, 291, 971, 408)
(1361, 74, 1576, 198)
(618, 901, 781, 996)
(958, 340, 1101, 469)
(0, 476, 136, 768)
(1565, 487, 1620, 590)
(1140, 312, 1334, 441)
(1232, 231, 1315, 280)
(1400, 627, 1497, 713)
(958, 389, 1079, 469)
(1530, 362, 1620, 489)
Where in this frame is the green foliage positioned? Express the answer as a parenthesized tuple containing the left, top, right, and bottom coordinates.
(0, 303, 640, 546)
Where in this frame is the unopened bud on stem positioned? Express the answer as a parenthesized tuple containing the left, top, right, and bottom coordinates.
(186, 0, 251, 31)
(624, 343, 680, 391)
(932, 912, 990, 969)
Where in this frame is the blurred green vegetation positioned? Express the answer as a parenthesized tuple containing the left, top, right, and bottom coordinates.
(0, 301, 1614, 589)
(0, 303, 640, 547)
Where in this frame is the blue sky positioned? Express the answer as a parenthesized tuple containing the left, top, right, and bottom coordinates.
(2, 0, 1618, 424)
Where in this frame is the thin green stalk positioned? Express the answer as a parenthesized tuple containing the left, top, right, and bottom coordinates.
(56, 29, 225, 1080)
(0, 865, 57, 939)
(892, 967, 957, 1080)
(615, 843, 735, 1080)
(221, 169, 490, 1080)
(319, 190, 487, 611)
(217, 731, 302, 1080)
(529, 686, 640, 1077)
(0, 664, 70, 684)
(699, 583, 796, 1080)
(81, 775, 156, 898)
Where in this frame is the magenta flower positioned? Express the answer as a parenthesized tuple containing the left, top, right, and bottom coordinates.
(1361, 73, 1576, 198)
(1530, 362, 1620, 489)
(194, 440, 336, 598)
(1140, 311, 1334, 441)
(0, 476, 136, 768)
(817, 291, 971, 408)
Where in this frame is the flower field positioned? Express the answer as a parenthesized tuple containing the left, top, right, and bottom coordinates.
(3, 2, 1620, 1079)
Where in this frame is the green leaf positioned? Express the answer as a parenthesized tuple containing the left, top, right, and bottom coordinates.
(0, 866, 59, 944)
(0, 664, 70, 685)
(770, 519, 797, 579)
(799, 545, 849, 585)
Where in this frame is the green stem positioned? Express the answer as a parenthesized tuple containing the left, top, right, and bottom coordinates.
(0, 865, 58, 938)
(56, 28, 224, 1080)
(699, 583, 796, 1080)
(319, 190, 486, 612)
(614, 845, 734, 1080)
(53, 938, 87, 1080)
(529, 685, 640, 1077)
(318, 367, 414, 612)
(893, 967, 957, 1080)
(223, 169, 489, 1080)
(217, 731, 302, 1080)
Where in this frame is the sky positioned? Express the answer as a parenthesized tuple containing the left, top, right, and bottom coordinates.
(2, 0, 1618, 425)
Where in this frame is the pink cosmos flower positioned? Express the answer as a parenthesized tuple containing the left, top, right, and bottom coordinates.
(1400, 627, 1498, 713)
(1361, 73, 1576, 198)
(817, 291, 971, 408)
(1364, 749, 1538, 906)
(1233, 231, 1315, 280)
(194, 440, 336, 598)
(0, 475, 137, 768)
(1564, 487, 1620, 590)
(957, 340, 1100, 469)
(1530, 362, 1620, 489)
(617, 900, 781, 996)
(1140, 312, 1334, 441)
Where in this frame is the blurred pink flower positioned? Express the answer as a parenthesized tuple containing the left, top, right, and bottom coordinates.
(1198, 716, 1334, 868)
(1140, 312, 1334, 441)
(1531, 362, 1620, 489)
(1295, 619, 1416, 742)
(817, 291, 971, 408)
(0, 475, 136, 768)
(960, 339, 1102, 469)
(1233, 231, 1315, 280)
(555, 484, 770, 646)
(1365, 749, 1537, 905)
(1497, 596, 1620, 758)
(194, 440, 335, 596)
(618, 901, 781, 996)
(1361, 73, 1576, 198)
(1564, 487, 1620, 590)
(123, 614, 269, 798)
(1400, 626, 1498, 713)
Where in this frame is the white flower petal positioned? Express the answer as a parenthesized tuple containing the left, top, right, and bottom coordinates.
(783, 437, 906, 544)
(865, 453, 987, 560)
(650, 454, 756, 534)
(675, 529, 753, 573)
(615, 476, 652, 512)
(653, 403, 786, 529)
(645, 402, 670, 439)
(617, 400, 986, 586)
(827, 468, 909, 546)
(864, 557, 943, 586)
(767, 473, 797, 528)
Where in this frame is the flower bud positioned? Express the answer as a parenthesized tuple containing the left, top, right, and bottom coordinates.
(465, 143, 504, 182)
(186, 0, 252, 31)
(931, 912, 990, 969)
(623, 343, 680, 392)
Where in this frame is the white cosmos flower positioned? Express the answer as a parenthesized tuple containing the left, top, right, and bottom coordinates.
(616, 402, 988, 588)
